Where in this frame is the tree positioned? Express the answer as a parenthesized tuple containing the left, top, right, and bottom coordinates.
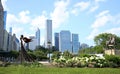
(94, 33, 120, 49)
(51, 51, 61, 60)
(9, 50, 19, 58)
(33, 50, 47, 60)
(62, 51, 73, 59)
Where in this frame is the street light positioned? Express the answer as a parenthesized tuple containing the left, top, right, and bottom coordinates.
(47, 41, 51, 62)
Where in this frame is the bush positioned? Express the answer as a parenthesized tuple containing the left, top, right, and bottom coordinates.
(0, 61, 11, 67)
(105, 55, 120, 67)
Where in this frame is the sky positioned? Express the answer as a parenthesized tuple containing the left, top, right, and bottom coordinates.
(1, 0, 120, 46)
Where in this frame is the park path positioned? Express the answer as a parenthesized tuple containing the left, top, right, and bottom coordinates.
(39, 61, 54, 67)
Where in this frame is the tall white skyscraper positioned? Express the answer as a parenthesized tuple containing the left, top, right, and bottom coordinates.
(36, 28, 40, 46)
(45, 19, 52, 48)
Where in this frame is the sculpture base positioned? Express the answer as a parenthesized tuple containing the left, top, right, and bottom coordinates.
(105, 49, 115, 55)
(104, 49, 120, 55)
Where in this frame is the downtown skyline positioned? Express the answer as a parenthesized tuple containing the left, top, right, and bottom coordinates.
(1, 0, 120, 46)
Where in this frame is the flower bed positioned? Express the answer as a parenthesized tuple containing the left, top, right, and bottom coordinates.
(52, 55, 120, 68)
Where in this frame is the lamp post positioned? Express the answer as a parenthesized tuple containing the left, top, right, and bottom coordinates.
(47, 41, 51, 62)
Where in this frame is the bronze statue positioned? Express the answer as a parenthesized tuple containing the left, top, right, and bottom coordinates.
(106, 36, 115, 49)
(17, 35, 34, 63)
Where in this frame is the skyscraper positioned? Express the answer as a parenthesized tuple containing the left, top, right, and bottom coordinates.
(36, 28, 40, 46)
(45, 19, 52, 48)
(0, 0, 4, 50)
(72, 34, 79, 54)
(59, 31, 72, 53)
(7, 27, 13, 51)
(54, 33, 59, 50)
(29, 36, 38, 50)
(4, 11, 7, 30)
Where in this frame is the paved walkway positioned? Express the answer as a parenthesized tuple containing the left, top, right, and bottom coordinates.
(39, 61, 54, 67)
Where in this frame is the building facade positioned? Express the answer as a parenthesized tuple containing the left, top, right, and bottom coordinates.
(4, 11, 7, 29)
(29, 36, 38, 50)
(36, 28, 40, 46)
(59, 31, 72, 53)
(54, 33, 59, 50)
(72, 34, 79, 54)
(45, 19, 52, 48)
(3, 29, 9, 51)
(0, 0, 4, 50)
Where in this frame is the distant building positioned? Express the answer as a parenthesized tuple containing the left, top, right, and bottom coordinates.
(3, 30, 9, 51)
(72, 34, 79, 54)
(7, 28, 20, 51)
(0, 0, 4, 50)
(7, 27, 12, 51)
(15, 37, 20, 50)
(59, 31, 72, 53)
(80, 43, 89, 49)
(45, 19, 52, 48)
(36, 28, 40, 46)
(29, 36, 38, 50)
(54, 33, 59, 50)
(3, 11, 7, 30)
(11, 34, 17, 50)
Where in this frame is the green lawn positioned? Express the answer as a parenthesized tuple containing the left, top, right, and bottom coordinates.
(0, 66, 120, 74)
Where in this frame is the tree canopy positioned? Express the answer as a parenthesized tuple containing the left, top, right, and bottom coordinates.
(94, 33, 120, 49)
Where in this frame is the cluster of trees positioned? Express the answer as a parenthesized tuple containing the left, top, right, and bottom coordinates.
(79, 33, 120, 54)
(0, 46, 58, 61)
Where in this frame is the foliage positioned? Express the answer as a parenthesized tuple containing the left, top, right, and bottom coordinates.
(105, 55, 120, 67)
(33, 50, 48, 61)
(51, 51, 61, 60)
(94, 33, 120, 49)
(53, 55, 108, 68)
(9, 50, 19, 58)
(79, 45, 104, 55)
(62, 51, 73, 59)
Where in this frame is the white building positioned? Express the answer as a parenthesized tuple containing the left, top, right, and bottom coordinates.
(36, 28, 40, 46)
(29, 36, 38, 50)
(45, 19, 52, 48)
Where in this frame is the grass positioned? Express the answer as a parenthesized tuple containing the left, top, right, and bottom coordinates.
(0, 66, 120, 74)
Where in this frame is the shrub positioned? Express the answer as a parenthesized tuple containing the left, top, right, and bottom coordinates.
(105, 55, 120, 67)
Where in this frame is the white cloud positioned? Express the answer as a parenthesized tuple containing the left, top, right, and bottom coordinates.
(87, 10, 112, 40)
(91, 10, 112, 29)
(87, 29, 99, 40)
(6, 10, 31, 30)
(87, 10, 120, 40)
(89, 5, 98, 13)
(71, 0, 107, 15)
(12, 27, 24, 39)
(6, 13, 19, 29)
(50, 0, 70, 29)
(74, 1, 90, 11)
(31, 14, 47, 30)
(89, 0, 106, 13)
(18, 10, 31, 24)
(95, 0, 106, 3)
(1, 0, 8, 10)
(71, 1, 90, 15)
(105, 27, 120, 35)
(96, 10, 109, 17)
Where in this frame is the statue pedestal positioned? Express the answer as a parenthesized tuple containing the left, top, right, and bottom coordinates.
(104, 49, 120, 55)
(105, 49, 115, 55)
